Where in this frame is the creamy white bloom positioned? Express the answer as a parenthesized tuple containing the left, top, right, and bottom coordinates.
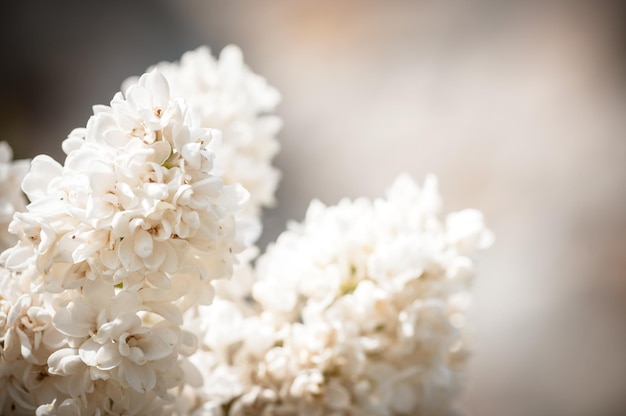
(0, 271, 65, 415)
(0, 69, 251, 415)
(0, 142, 29, 252)
(2, 69, 248, 287)
(126, 45, 282, 229)
(186, 174, 492, 415)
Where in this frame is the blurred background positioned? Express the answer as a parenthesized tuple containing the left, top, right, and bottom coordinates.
(1, 1, 625, 414)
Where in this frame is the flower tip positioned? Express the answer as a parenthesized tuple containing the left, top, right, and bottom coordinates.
(221, 44, 243, 62)
(0, 140, 13, 160)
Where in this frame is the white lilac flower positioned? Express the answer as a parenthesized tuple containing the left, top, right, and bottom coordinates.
(0, 142, 29, 252)
(2, 69, 248, 286)
(185, 174, 492, 415)
(126, 45, 282, 231)
(0, 69, 250, 414)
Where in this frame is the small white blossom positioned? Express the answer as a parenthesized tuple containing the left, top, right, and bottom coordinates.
(0, 272, 64, 415)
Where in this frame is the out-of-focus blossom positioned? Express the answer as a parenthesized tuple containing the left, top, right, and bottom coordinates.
(0, 142, 29, 252)
(183, 174, 493, 415)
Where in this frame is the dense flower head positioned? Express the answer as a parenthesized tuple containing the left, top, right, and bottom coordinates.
(0, 142, 29, 252)
(0, 69, 249, 415)
(126, 45, 282, 230)
(182, 174, 493, 415)
(3, 70, 248, 286)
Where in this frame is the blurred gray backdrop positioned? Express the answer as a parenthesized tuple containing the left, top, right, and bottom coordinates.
(2, 1, 625, 415)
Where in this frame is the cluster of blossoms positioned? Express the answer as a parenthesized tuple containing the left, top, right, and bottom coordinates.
(178, 175, 493, 415)
(0, 45, 492, 416)
(0, 67, 250, 414)
(125, 45, 282, 227)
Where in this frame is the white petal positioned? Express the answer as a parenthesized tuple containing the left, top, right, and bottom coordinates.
(48, 348, 83, 375)
(53, 303, 93, 338)
(148, 302, 182, 325)
(88, 160, 115, 195)
(79, 339, 101, 366)
(22, 155, 62, 201)
(95, 342, 122, 370)
(2, 243, 34, 270)
(138, 334, 175, 361)
(160, 241, 179, 274)
(118, 237, 142, 271)
(120, 362, 156, 392)
(148, 71, 170, 109)
(143, 241, 165, 271)
(133, 229, 154, 258)
(127, 84, 152, 111)
(56, 399, 82, 416)
(3, 327, 20, 361)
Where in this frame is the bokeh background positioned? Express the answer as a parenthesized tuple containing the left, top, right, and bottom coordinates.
(2, 1, 625, 415)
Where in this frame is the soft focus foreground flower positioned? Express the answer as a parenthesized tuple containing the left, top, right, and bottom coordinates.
(0, 70, 249, 415)
(126, 45, 282, 234)
(0, 142, 29, 252)
(183, 174, 493, 415)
